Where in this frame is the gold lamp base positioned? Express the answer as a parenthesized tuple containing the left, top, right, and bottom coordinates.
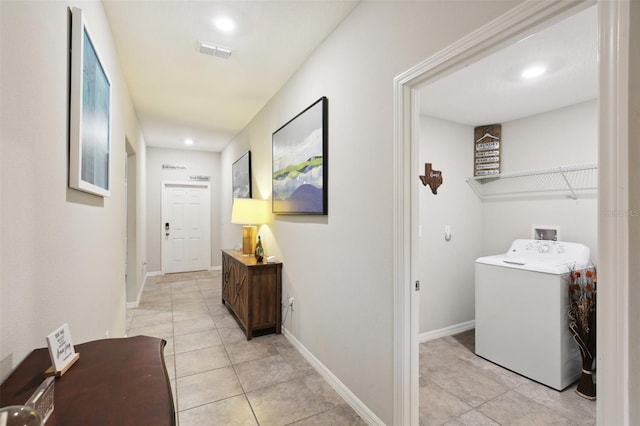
(241, 225, 257, 255)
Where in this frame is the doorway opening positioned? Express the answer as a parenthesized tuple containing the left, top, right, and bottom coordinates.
(393, 1, 632, 425)
(416, 5, 598, 423)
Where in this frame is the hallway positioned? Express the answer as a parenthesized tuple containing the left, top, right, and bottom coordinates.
(126, 270, 365, 426)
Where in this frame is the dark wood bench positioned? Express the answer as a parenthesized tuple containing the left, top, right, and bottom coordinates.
(0, 335, 175, 425)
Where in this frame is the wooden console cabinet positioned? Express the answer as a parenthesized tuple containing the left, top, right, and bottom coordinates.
(221, 249, 282, 340)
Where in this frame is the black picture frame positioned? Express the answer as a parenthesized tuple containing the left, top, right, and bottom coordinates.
(272, 97, 328, 214)
(232, 151, 252, 199)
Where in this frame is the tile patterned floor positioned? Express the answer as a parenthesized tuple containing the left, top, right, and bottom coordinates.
(127, 270, 597, 426)
(419, 331, 597, 425)
(126, 270, 365, 426)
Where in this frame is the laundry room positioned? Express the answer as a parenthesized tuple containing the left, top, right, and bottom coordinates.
(416, 5, 598, 354)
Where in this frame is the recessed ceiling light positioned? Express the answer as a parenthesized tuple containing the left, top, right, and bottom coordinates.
(521, 65, 546, 80)
(214, 16, 236, 32)
(184, 138, 194, 146)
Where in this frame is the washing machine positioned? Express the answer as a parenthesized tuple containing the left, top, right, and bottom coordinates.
(475, 239, 590, 390)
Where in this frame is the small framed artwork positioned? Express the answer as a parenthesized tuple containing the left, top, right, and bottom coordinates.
(272, 97, 328, 214)
(69, 7, 112, 197)
(232, 151, 252, 199)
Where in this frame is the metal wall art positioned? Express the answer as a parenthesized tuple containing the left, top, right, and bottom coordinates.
(419, 163, 443, 194)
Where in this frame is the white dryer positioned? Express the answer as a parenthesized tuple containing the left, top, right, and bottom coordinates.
(475, 239, 590, 390)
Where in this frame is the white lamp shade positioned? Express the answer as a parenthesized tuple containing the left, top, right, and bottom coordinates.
(231, 198, 269, 225)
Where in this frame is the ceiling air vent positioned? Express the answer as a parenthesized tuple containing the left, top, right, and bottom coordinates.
(197, 41, 232, 59)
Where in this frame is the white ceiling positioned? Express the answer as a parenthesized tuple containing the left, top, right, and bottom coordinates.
(103, 2, 597, 152)
(420, 5, 598, 126)
(102, 1, 359, 152)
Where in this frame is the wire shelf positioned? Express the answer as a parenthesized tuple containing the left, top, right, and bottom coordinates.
(466, 164, 598, 200)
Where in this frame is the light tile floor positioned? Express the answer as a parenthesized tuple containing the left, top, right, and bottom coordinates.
(126, 270, 365, 426)
(419, 331, 597, 425)
(127, 270, 597, 426)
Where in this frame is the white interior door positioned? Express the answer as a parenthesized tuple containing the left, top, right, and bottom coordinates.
(162, 182, 211, 274)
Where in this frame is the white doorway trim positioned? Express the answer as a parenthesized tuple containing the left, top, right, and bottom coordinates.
(597, 0, 631, 423)
(392, 1, 630, 424)
(125, 139, 137, 305)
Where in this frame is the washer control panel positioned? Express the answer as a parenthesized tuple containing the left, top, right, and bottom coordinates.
(505, 239, 590, 265)
(525, 240, 564, 254)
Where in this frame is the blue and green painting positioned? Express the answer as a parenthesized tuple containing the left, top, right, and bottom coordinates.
(81, 28, 110, 190)
(272, 99, 325, 213)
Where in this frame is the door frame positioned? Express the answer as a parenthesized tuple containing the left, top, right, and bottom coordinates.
(392, 0, 631, 424)
(161, 180, 211, 275)
(125, 139, 137, 305)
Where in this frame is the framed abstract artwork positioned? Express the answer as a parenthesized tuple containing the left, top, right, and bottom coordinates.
(69, 7, 112, 197)
(272, 97, 328, 214)
(232, 151, 252, 199)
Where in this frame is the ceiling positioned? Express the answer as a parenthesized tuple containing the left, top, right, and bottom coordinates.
(102, 1, 358, 152)
(103, 2, 597, 152)
(420, 5, 598, 126)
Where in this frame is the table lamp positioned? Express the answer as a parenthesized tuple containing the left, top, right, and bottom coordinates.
(231, 198, 268, 255)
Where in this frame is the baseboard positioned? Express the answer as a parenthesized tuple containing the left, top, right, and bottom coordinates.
(283, 328, 384, 426)
(125, 301, 138, 309)
(209, 265, 221, 271)
(126, 271, 161, 309)
(418, 320, 475, 343)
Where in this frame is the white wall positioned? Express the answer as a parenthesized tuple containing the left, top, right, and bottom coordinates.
(482, 100, 598, 262)
(145, 147, 221, 273)
(418, 101, 598, 336)
(220, 1, 524, 423)
(418, 116, 483, 334)
(0, 1, 145, 379)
